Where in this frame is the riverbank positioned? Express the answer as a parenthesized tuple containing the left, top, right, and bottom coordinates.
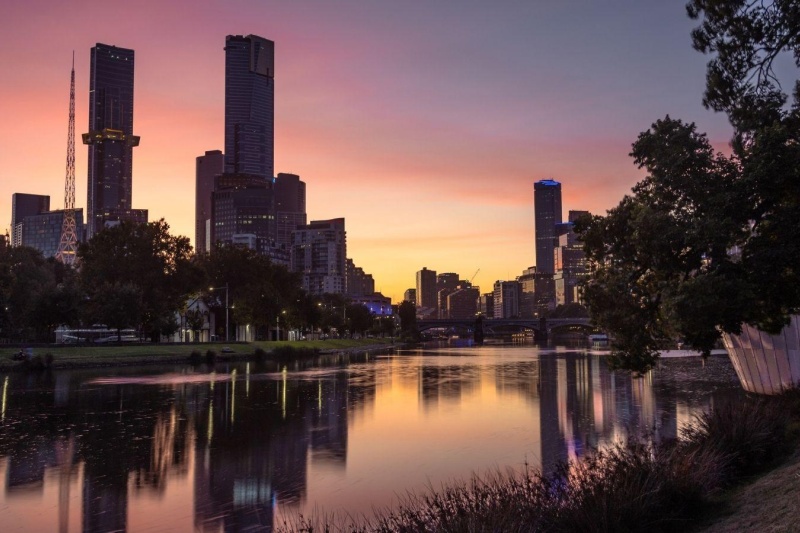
(0, 338, 397, 371)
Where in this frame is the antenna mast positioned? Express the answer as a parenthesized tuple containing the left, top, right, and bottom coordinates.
(56, 53, 78, 265)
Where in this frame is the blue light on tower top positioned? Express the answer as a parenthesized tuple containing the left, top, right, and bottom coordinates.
(538, 179, 560, 186)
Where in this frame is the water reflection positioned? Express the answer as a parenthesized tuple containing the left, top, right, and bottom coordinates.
(0, 347, 743, 532)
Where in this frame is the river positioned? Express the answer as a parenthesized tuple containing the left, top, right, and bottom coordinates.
(0, 343, 743, 531)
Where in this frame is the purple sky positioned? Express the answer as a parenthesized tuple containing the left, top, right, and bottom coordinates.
(1, 0, 734, 300)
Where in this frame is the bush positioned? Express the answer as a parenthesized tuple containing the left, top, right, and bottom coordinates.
(205, 349, 217, 365)
(681, 398, 789, 481)
(277, 393, 796, 533)
(188, 350, 203, 365)
(253, 347, 268, 362)
(271, 345, 320, 361)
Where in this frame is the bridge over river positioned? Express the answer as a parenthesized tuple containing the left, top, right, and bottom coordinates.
(417, 317, 594, 341)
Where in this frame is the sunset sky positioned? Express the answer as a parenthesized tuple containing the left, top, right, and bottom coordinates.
(1, 0, 734, 302)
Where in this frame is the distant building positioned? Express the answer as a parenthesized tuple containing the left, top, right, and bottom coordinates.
(83, 43, 141, 239)
(403, 288, 416, 303)
(20, 209, 85, 258)
(346, 258, 375, 296)
(291, 218, 346, 295)
(553, 218, 589, 305)
(11, 193, 50, 247)
(211, 173, 275, 246)
(447, 288, 480, 319)
(350, 292, 392, 315)
(274, 173, 306, 248)
(517, 266, 538, 318)
(225, 34, 275, 179)
(416, 267, 437, 310)
(493, 280, 521, 319)
(479, 292, 494, 318)
(195, 150, 224, 254)
(534, 179, 562, 275)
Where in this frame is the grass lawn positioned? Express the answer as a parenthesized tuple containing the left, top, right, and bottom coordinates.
(0, 337, 395, 370)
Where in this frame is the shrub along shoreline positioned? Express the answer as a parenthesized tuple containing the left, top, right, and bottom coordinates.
(0, 338, 396, 371)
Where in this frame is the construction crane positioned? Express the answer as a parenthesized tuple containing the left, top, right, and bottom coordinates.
(470, 269, 480, 284)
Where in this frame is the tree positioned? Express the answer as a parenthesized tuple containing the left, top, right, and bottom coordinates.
(78, 220, 202, 341)
(345, 303, 372, 338)
(198, 244, 304, 340)
(0, 246, 58, 342)
(578, 2, 800, 373)
(398, 300, 417, 334)
(85, 282, 143, 340)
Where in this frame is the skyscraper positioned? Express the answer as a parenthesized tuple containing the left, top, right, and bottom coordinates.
(83, 43, 142, 238)
(534, 179, 562, 274)
(274, 172, 306, 247)
(224, 35, 274, 179)
(416, 267, 437, 311)
(196, 150, 224, 254)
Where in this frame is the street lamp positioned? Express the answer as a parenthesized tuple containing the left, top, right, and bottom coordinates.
(209, 283, 229, 342)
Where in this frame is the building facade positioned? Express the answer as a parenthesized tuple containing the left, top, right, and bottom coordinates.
(290, 218, 346, 295)
(493, 280, 521, 319)
(196, 150, 224, 254)
(416, 267, 437, 313)
(447, 288, 480, 319)
(83, 43, 141, 239)
(225, 35, 275, 179)
(345, 258, 375, 296)
(534, 179, 562, 275)
(20, 209, 84, 258)
(403, 288, 416, 303)
(11, 193, 50, 247)
(274, 173, 306, 248)
(211, 173, 276, 247)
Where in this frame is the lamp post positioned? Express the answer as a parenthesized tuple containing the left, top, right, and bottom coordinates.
(209, 283, 229, 342)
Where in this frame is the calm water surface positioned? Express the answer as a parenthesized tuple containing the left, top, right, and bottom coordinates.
(0, 344, 744, 531)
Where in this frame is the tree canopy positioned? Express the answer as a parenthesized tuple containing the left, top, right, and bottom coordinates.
(78, 219, 202, 341)
(578, 2, 800, 373)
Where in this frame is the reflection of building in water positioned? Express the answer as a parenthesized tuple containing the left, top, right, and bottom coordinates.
(310, 373, 349, 465)
(418, 363, 481, 411)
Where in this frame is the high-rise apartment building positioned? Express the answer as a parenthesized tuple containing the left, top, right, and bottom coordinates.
(291, 218, 346, 295)
(534, 180, 562, 275)
(83, 43, 142, 238)
(225, 35, 275, 179)
(493, 280, 521, 319)
(11, 193, 50, 246)
(196, 150, 224, 254)
(274, 173, 306, 247)
(416, 267, 437, 311)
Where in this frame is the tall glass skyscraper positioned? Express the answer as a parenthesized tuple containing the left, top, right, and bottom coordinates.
(83, 43, 140, 238)
(534, 179, 562, 274)
(224, 35, 275, 179)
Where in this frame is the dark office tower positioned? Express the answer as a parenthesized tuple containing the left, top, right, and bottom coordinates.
(534, 180, 562, 274)
(10, 193, 50, 247)
(225, 35, 274, 179)
(211, 173, 276, 246)
(274, 172, 306, 247)
(195, 150, 224, 254)
(416, 267, 437, 311)
(83, 43, 140, 239)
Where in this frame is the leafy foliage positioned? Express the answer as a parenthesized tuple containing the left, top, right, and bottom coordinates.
(78, 219, 201, 341)
(578, 3, 800, 373)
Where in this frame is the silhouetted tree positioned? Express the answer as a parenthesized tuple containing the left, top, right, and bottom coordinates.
(78, 220, 201, 341)
(578, 2, 800, 373)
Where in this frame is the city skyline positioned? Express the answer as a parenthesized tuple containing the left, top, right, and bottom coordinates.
(0, 0, 735, 301)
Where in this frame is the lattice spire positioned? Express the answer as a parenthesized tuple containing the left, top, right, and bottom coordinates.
(56, 53, 78, 265)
